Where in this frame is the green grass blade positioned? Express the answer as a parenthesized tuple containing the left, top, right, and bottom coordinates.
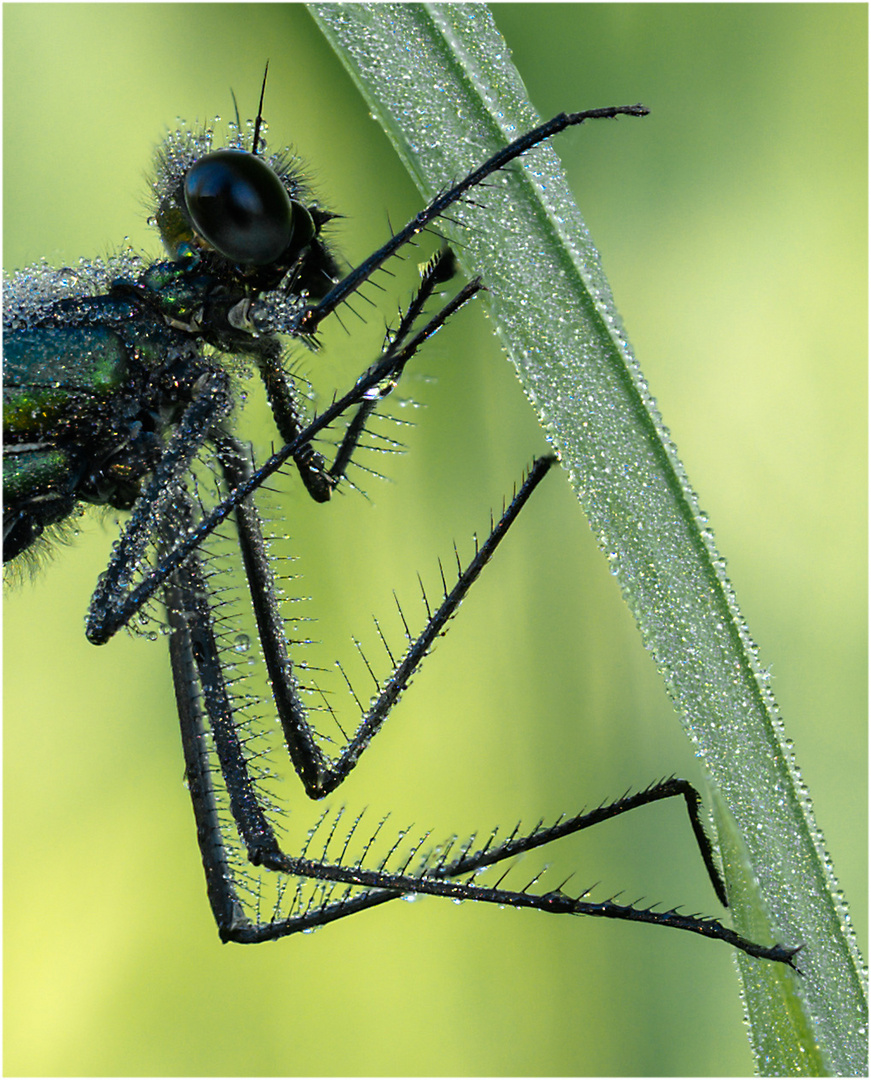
(309, 3, 867, 1073)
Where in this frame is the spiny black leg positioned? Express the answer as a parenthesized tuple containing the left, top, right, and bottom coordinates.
(215, 432, 331, 794)
(110, 278, 483, 630)
(253, 248, 461, 502)
(299, 105, 649, 334)
(253, 342, 333, 503)
(165, 542, 248, 938)
(248, 106, 650, 497)
(163, 490, 280, 864)
(217, 434, 555, 799)
(160, 474, 427, 941)
(311, 455, 556, 797)
(251, 105, 649, 495)
(86, 369, 234, 645)
(166, 440, 796, 965)
(239, 781, 798, 965)
(327, 247, 460, 488)
(258, 847, 798, 965)
(436, 779, 729, 907)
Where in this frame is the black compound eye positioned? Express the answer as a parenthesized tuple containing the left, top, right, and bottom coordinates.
(183, 150, 294, 266)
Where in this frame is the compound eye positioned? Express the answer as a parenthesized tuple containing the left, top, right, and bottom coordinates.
(184, 150, 294, 266)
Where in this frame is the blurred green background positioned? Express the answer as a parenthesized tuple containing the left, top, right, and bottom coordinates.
(3, 4, 866, 1075)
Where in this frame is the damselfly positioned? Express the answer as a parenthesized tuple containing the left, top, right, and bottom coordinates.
(3, 70, 796, 966)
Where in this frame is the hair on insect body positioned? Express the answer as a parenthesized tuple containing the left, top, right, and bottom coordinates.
(2, 67, 798, 968)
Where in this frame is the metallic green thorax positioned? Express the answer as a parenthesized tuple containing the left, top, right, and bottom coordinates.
(5, 325, 131, 437)
(3, 279, 206, 559)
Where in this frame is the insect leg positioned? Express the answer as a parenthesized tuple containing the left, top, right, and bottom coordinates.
(166, 533, 798, 967)
(252, 247, 463, 500)
(326, 247, 460, 489)
(214, 431, 331, 795)
(299, 104, 649, 334)
(218, 435, 555, 800)
(252, 340, 334, 504)
(166, 553, 250, 937)
(238, 780, 799, 964)
(161, 466, 446, 942)
(309, 455, 556, 797)
(86, 369, 235, 645)
(163, 478, 291, 877)
(111, 277, 484, 626)
(170, 442, 796, 966)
